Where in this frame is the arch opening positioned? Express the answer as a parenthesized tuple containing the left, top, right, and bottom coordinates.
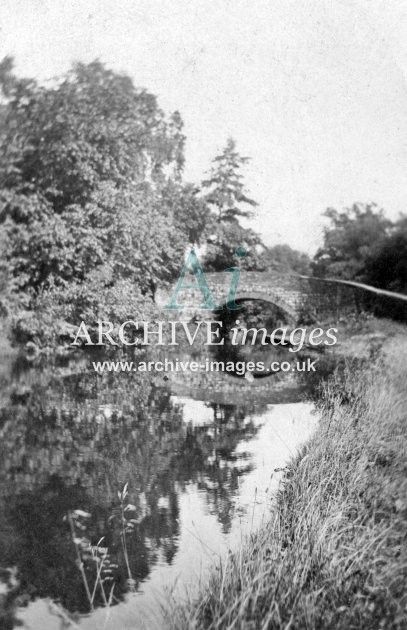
(213, 298, 297, 380)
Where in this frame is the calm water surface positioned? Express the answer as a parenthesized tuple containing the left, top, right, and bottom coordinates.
(0, 341, 326, 630)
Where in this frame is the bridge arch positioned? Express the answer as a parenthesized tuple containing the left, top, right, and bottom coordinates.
(157, 270, 407, 323)
(216, 292, 297, 323)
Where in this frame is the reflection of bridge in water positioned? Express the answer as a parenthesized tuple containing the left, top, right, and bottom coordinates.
(158, 369, 307, 405)
(157, 271, 407, 323)
(150, 342, 316, 405)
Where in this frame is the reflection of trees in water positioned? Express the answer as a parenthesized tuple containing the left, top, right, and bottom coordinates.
(172, 403, 260, 532)
(0, 362, 263, 620)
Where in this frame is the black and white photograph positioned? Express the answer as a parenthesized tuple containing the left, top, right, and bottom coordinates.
(0, 2, 406, 629)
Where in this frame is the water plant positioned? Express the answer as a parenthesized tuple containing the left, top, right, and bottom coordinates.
(66, 482, 137, 616)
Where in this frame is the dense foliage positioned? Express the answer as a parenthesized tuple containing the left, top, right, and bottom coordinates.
(364, 216, 407, 294)
(313, 203, 407, 293)
(266, 244, 311, 275)
(0, 58, 211, 344)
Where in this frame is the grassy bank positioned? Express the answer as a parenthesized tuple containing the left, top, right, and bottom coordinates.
(171, 335, 407, 629)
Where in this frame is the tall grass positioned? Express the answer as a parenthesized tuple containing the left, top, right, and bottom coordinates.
(171, 336, 407, 629)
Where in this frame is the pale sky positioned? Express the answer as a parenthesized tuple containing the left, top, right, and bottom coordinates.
(1, 0, 407, 253)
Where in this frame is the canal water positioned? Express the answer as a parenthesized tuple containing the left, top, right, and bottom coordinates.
(0, 336, 327, 629)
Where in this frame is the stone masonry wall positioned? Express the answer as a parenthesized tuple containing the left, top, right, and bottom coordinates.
(156, 271, 407, 323)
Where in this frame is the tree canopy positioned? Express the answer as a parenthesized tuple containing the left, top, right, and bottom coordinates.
(312, 203, 407, 294)
(265, 244, 311, 275)
(202, 137, 258, 224)
(364, 216, 407, 294)
(201, 138, 262, 271)
(312, 203, 392, 280)
(0, 59, 211, 332)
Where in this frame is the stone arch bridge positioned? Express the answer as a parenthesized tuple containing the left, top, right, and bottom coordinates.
(157, 271, 407, 323)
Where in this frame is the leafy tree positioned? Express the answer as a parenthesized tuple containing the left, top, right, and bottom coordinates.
(204, 222, 264, 271)
(158, 181, 210, 246)
(264, 244, 311, 275)
(0, 60, 184, 205)
(0, 58, 202, 326)
(364, 215, 407, 294)
(202, 138, 258, 224)
(0, 58, 221, 353)
(312, 203, 392, 280)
